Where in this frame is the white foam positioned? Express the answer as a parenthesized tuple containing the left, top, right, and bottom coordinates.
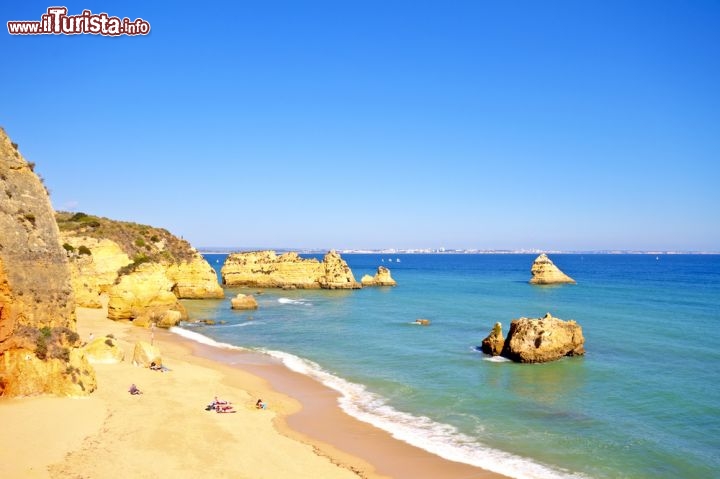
(226, 321, 259, 328)
(262, 349, 589, 479)
(170, 327, 589, 479)
(277, 297, 312, 306)
(169, 327, 247, 351)
(483, 356, 512, 363)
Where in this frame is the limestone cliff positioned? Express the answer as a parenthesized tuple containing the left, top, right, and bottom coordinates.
(0, 128, 96, 396)
(57, 212, 223, 322)
(361, 266, 397, 287)
(498, 313, 585, 363)
(221, 250, 361, 289)
(62, 236, 132, 308)
(107, 262, 188, 325)
(529, 254, 576, 285)
(165, 254, 224, 299)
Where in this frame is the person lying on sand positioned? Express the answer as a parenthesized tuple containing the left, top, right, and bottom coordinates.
(149, 361, 171, 372)
(206, 396, 233, 412)
(216, 403, 236, 413)
(255, 399, 266, 409)
(128, 384, 142, 395)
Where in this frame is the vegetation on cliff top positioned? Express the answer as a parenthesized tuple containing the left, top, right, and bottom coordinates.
(56, 211, 196, 271)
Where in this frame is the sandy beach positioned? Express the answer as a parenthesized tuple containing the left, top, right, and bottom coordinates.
(0, 303, 507, 479)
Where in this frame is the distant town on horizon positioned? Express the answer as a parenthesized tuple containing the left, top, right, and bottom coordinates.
(198, 247, 720, 255)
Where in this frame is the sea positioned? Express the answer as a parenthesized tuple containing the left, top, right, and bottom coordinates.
(176, 253, 720, 479)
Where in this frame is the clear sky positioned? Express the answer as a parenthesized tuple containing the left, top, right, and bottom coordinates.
(2, 1, 719, 251)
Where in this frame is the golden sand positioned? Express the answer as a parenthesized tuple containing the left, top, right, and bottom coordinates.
(0, 303, 506, 479)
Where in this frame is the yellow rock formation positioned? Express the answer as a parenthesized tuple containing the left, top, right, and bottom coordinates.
(132, 341, 162, 367)
(529, 253, 576, 284)
(360, 266, 397, 286)
(231, 293, 259, 310)
(502, 313, 585, 363)
(62, 234, 132, 308)
(480, 322, 505, 356)
(166, 253, 224, 299)
(63, 233, 223, 309)
(107, 263, 185, 322)
(222, 250, 361, 289)
(0, 128, 96, 396)
(84, 335, 125, 364)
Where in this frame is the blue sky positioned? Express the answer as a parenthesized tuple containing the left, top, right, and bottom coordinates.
(2, 1, 719, 251)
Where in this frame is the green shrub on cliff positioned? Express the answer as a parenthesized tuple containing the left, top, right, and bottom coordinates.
(116, 253, 154, 278)
(56, 211, 196, 273)
(16, 325, 81, 361)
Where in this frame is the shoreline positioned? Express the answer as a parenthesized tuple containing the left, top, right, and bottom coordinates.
(0, 304, 508, 479)
(179, 335, 509, 479)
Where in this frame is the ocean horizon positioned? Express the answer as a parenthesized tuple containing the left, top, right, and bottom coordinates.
(198, 248, 720, 255)
(179, 253, 720, 479)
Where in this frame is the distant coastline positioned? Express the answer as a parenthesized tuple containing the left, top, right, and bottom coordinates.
(198, 247, 720, 255)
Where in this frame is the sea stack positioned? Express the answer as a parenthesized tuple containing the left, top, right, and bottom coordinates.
(529, 253, 576, 284)
(480, 322, 505, 356)
(361, 266, 397, 286)
(0, 128, 96, 396)
(231, 293, 259, 310)
(479, 313, 585, 363)
(221, 250, 361, 289)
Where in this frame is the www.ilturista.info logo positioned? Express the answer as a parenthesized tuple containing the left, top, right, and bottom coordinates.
(7, 7, 150, 36)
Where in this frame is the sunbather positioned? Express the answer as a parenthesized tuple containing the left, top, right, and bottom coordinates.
(206, 396, 231, 411)
(150, 361, 171, 372)
(216, 403, 235, 413)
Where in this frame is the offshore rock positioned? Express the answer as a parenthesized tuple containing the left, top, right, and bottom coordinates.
(231, 293, 258, 310)
(0, 127, 96, 396)
(480, 322, 505, 356)
(529, 254, 576, 285)
(361, 266, 397, 287)
(501, 313, 585, 363)
(221, 250, 361, 289)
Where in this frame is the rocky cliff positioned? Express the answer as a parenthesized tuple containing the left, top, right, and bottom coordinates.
(106, 262, 188, 322)
(361, 266, 397, 286)
(529, 254, 576, 285)
(221, 250, 361, 289)
(0, 128, 96, 396)
(61, 235, 132, 308)
(485, 313, 585, 363)
(57, 212, 223, 324)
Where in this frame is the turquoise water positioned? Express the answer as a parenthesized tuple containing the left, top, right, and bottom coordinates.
(180, 254, 720, 479)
